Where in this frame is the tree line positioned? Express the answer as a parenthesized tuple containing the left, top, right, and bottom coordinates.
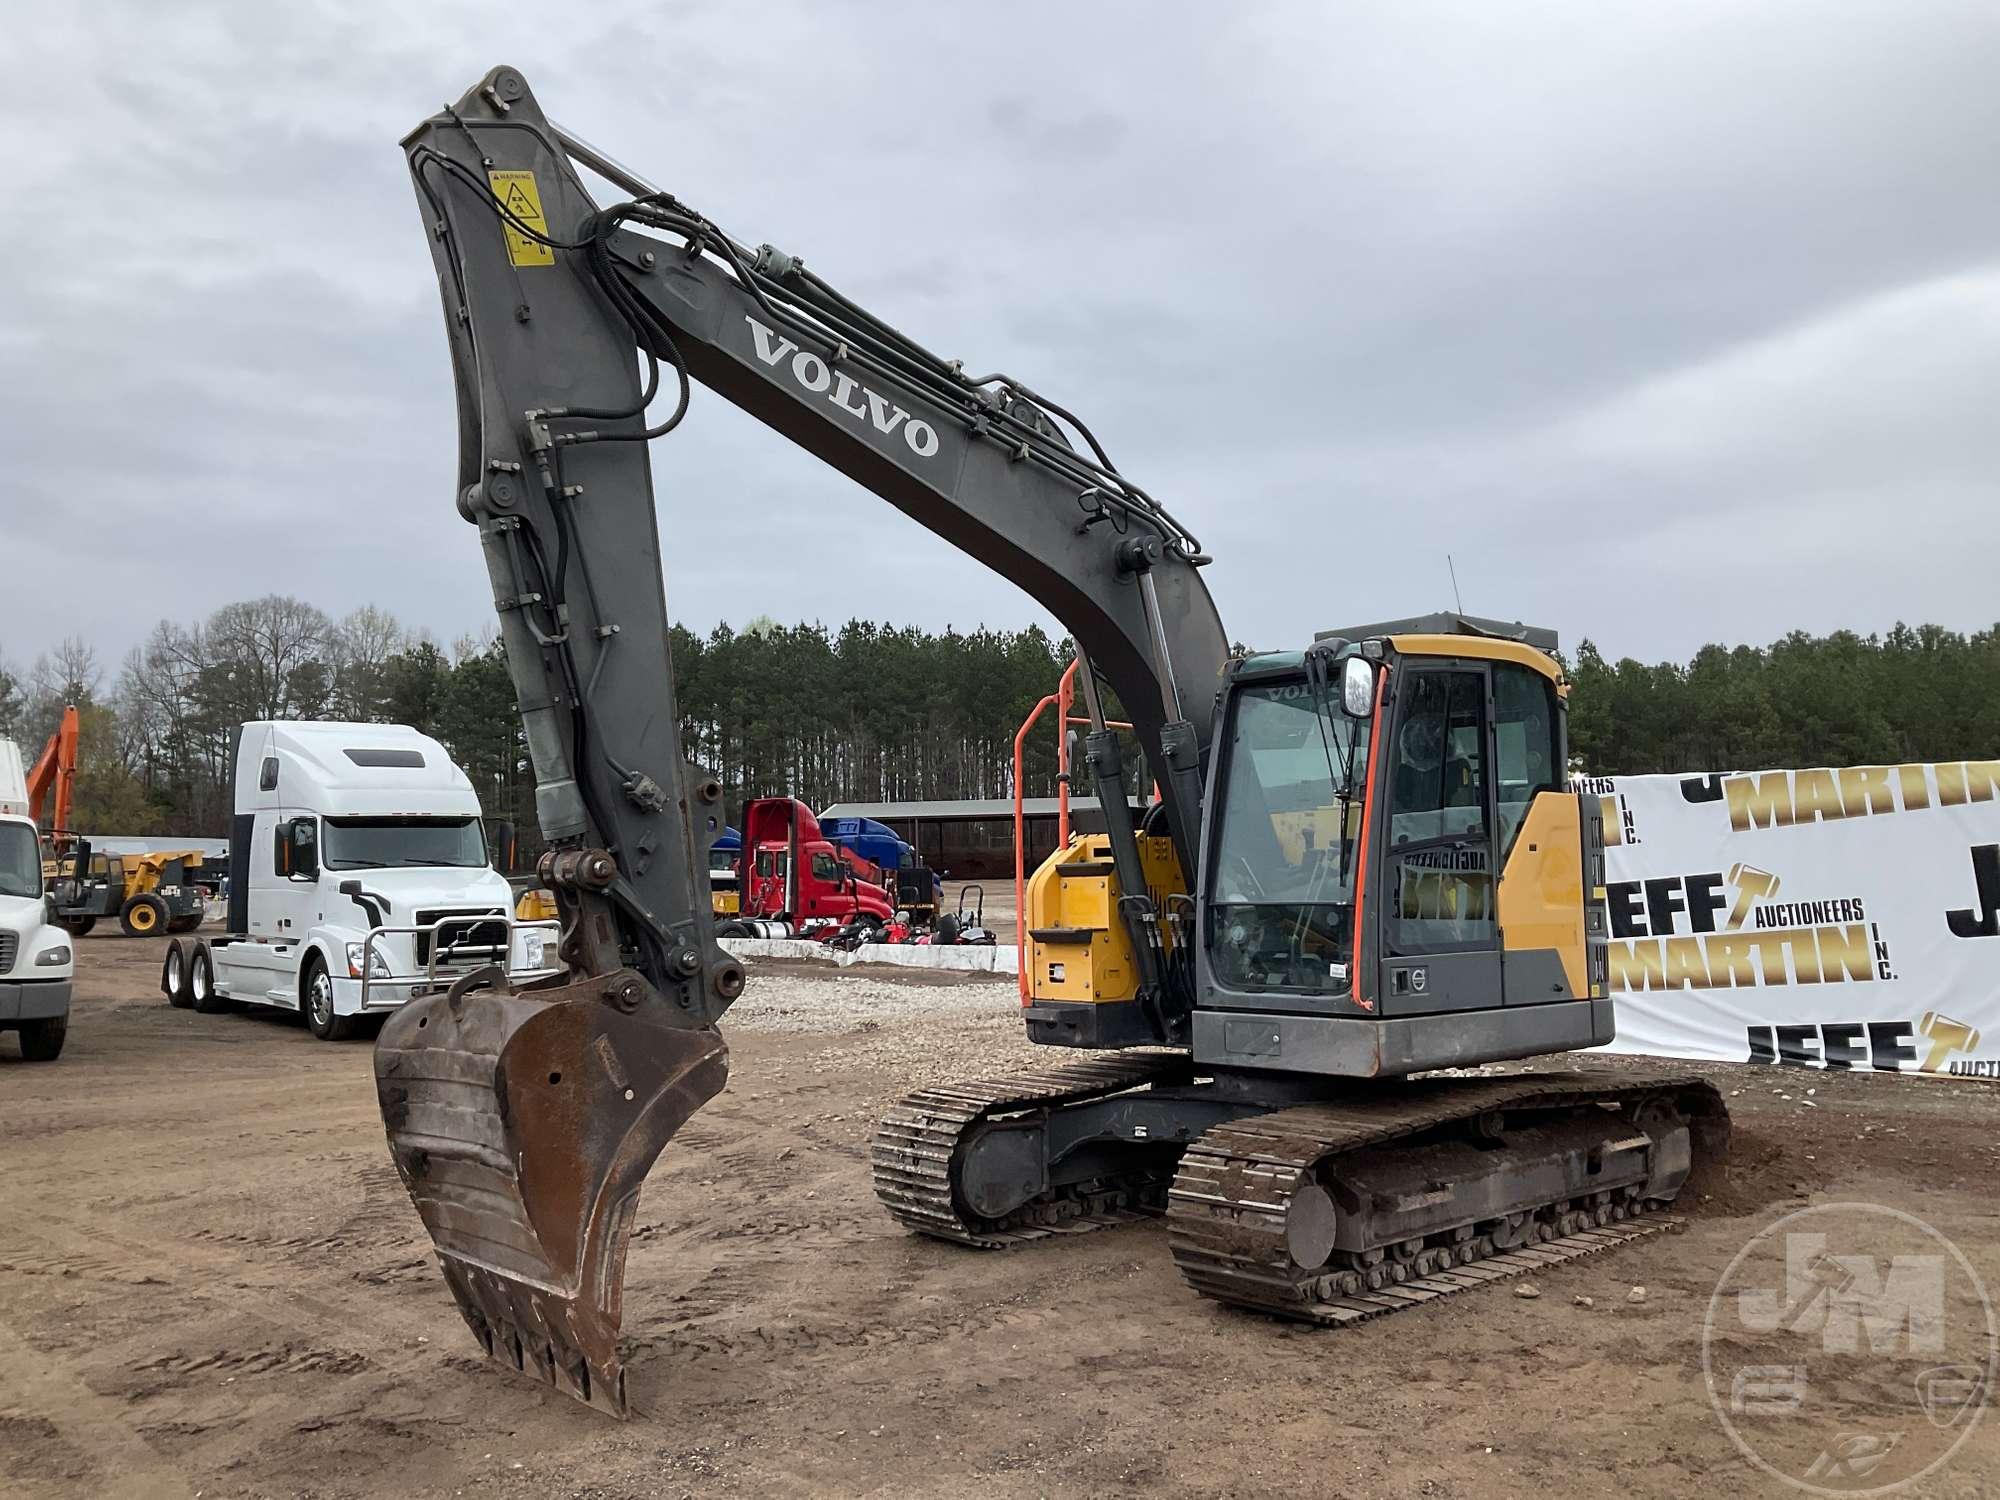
(0, 598, 1081, 852)
(1564, 625, 2000, 776)
(3, 598, 1994, 845)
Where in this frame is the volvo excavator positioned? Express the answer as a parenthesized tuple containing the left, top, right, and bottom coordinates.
(382, 67, 1729, 1417)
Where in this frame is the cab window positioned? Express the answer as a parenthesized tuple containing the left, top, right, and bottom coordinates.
(1385, 668, 1495, 953)
(1493, 663, 1558, 858)
(811, 851, 842, 883)
(0, 824, 40, 900)
(1386, 671, 1486, 845)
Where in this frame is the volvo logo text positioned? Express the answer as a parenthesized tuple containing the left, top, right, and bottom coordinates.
(745, 315, 941, 458)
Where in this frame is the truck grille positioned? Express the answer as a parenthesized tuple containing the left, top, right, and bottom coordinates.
(415, 910, 507, 966)
(0, 933, 15, 975)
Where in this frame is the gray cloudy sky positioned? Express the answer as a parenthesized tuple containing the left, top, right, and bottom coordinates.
(8, 1, 1997, 678)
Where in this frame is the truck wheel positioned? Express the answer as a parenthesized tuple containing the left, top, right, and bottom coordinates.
(188, 944, 224, 1014)
(119, 894, 169, 938)
(60, 915, 97, 938)
(18, 1016, 67, 1062)
(161, 940, 193, 1008)
(302, 956, 354, 1041)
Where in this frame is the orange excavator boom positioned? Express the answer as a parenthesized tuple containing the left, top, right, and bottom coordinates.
(26, 704, 79, 837)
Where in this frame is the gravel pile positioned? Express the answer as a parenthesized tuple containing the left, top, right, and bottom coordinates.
(727, 967, 1017, 1034)
(727, 961, 1049, 1096)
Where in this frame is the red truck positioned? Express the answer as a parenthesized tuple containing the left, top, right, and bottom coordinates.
(728, 798, 895, 936)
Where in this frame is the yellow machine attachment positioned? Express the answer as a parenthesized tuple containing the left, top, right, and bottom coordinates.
(120, 849, 206, 902)
(1025, 831, 1185, 1004)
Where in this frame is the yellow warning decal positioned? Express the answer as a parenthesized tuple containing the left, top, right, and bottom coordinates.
(487, 169, 555, 267)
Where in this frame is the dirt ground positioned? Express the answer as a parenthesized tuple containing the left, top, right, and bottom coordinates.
(3, 935, 1997, 1500)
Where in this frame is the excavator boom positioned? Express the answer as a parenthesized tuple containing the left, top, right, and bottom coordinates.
(26, 704, 78, 836)
(390, 65, 1230, 1414)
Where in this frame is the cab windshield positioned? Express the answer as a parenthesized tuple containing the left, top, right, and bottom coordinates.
(1207, 674, 1370, 993)
(0, 823, 42, 900)
(322, 817, 487, 871)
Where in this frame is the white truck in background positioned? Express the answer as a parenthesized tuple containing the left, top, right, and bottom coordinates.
(160, 721, 555, 1040)
(0, 738, 75, 1061)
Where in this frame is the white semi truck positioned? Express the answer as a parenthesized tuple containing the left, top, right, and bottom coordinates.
(160, 721, 555, 1040)
(0, 738, 75, 1061)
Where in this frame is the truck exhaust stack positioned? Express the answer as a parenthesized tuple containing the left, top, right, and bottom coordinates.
(375, 970, 728, 1417)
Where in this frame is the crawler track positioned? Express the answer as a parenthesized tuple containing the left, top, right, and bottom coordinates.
(1166, 1069, 1726, 1321)
(872, 1052, 1192, 1246)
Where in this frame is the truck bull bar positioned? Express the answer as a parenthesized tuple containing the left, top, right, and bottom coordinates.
(359, 913, 562, 1010)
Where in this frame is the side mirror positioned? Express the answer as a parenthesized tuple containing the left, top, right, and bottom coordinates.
(276, 818, 318, 881)
(1340, 656, 1377, 717)
(491, 819, 518, 874)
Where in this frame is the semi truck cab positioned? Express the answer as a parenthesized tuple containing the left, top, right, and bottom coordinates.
(0, 740, 74, 1061)
(734, 797, 895, 933)
(160, 721, 556, 1040)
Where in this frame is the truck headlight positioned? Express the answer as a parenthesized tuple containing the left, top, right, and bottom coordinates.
(35, 945, 71, 967)
(521, 932, 547, 969)
(345, 941, 392, 979)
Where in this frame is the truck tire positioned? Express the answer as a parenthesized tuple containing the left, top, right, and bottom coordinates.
(119, 894, 169, 938)
(60, 915, 97, 938)
(18, 1016, 67, 1062)
(301, 955, 354, 1041)
(188, 944, 225, 1014)
(161, 939, 193, 1008)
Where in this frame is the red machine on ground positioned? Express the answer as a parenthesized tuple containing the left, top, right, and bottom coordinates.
(726, 797, 896, 937)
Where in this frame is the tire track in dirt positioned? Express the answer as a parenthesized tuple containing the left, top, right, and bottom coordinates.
(0, 1319, 197, 1500)
(14, 1212, 437, 1378)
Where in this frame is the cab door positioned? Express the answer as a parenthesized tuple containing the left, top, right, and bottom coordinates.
(1376, 664, 1502, 1013)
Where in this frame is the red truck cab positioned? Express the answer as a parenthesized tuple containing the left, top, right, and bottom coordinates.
(739, 798, 895, 929)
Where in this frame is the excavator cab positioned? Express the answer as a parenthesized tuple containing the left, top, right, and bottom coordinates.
(1023, 616, 1611, 1073)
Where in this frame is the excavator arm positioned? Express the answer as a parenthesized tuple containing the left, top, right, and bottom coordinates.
(382, 65, 1230, 1415)
(26, 704, 78, 836)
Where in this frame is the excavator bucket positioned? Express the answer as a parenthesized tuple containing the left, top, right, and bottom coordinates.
(375, 970, 728, 1417)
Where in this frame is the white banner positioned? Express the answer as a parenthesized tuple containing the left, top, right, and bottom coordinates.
(1575, 763, 2000, 1079)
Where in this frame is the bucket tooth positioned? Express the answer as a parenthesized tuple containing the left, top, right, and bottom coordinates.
(374, 970, 727, 1417)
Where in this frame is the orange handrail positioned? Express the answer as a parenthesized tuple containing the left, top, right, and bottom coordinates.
(1012, 660, 1134, 1003)
(1012, 683, 1062, 1004)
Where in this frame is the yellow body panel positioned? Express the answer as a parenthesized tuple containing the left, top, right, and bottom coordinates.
(515, 887, 558, 922)
(1025, 832, 1185, 1004)
(712, 887, 740, 917)
(1495, 792, 1589, 998)
(1389, 634, 1562, 683)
